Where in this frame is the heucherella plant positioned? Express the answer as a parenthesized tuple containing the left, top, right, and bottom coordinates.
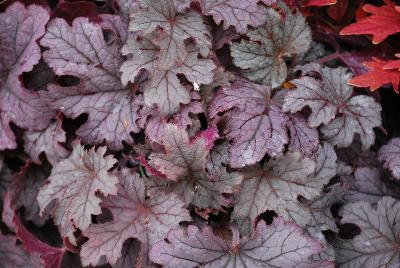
(1, 0, 399, 267)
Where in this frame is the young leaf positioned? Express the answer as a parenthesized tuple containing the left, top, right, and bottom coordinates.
(348, 57, 400, 93)
(233, 143, 336, 236)
(129, 0, 211, 68)
(150, 217, 324, 267)
(37, 142, 118, 245)
(0, 3, 55, 150)
(148, 124, 242, 209)
(121, 37, 215, 114)
(80, 169, 191, 266)
(209, 78, 289, 167)
(340, 1, 400, 44)
(231, 4, 311, 87)
(283, 66, 382, 149)
(333, 197, 400, 267)
(40, 17, 143, 150)
(199, 0, 268, 34)
(23, 116, 69, 165)
(378, 138, 400, 180)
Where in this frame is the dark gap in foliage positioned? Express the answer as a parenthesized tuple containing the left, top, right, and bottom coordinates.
(338, 223, 361, 239)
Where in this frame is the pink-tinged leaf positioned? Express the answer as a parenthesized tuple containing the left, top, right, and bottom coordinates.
(13, 216, 76, 268)
(209, 78, 289, 167)
(150, 217, 324, 267)
(231, 3, 311, 87)
(199, 0, 268, 34)
(341, 167, 400, 203)
(378, 138, 400, 180)
(10, 163, 50, 226)
(284, 66, 382, 149)
(23, 116, 69, 165)
(333, 197, 400, 267)
(121, 37, 215, 114)
(80, 169, 191, 266)
(287, 113, 319, 156)
(340, 2, 400, 44)
(348, 57, 400, 93)
(192, 126, 219, 150)
(129, 0, 211, 68)
(0, 3, 55, 150)
(137, 155, 168, 179)
(37, 142, 118, 245)
(233, 143, 336, 236)
(0, 232, 42, 268)
(148, 124, 242, 209)
(39, 17, 143, 150)
(302, 0, 337, 7)
(338, 51, 372, 76)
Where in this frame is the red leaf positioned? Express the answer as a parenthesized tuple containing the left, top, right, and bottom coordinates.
(348, 57, 400, 93)
(340, 1, 400, 44)
(302, 0, 337, 7)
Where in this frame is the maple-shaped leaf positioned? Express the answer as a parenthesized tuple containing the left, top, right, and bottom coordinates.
(0, 233, 42, 268)
(340, 1, 400, 44)
(198, 0, 268, 34)
(233, 143, 336, 236)
(348, 57, 400, 93)
(80, 169, 191, 266)
(209, 78, 289, 167)
(333, 197, 400, 267)
(129, 0, 211, 69)
(23, 116, 69, 165)
(10, 163, 51, 226)
(231, 3, 311, 87)
(121, 36, 215, 114)
(40, 17, 143, 150)
(150, 217, 324, 267)
(341, 167, 400, 203)
(378, 138, 400, 180)
(148, 124, 242, 209)
(0, 3, 55, 150)
(283, 66, 382, 149)
(37, 142, 118, 245)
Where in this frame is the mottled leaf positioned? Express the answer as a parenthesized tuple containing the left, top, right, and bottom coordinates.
(0, 3, 54, 150)
(333, 197, 400, 267)
(283, 66, 382, 149)
(23, 117, 69, 165)
(378, 137, 400, 180)
(209, 78, 289, 167)
(150, 217, 323, 267)
(148, 124, 242, 209)
(37, 142, 118, 245)
(80, 169, 191, 266)
(231, 4, 311, 87)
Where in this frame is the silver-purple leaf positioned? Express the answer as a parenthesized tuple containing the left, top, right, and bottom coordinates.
(80, 169, 191, 266)
(150, 217, 323, 267)
(40, 17, 144, 150)
(23, 117, 69, 165)
(231, 4, 311, 87)
(341, 167, 400, 204)
(378, 137, 400, 180)
(129, 0, 211, 68)
(199, 0, 268, 34)
(284, 66, 382, 149)
(333, 197, 400, 268)
(0, 3, 54, 150)
(287, 113, 319, 156)
(209, 78, 289, 167)
(37, 142, 119, 245)
(148, 124, 242, 209)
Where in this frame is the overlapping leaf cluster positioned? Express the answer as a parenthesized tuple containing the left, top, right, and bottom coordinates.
(1, 0, 400, 267)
